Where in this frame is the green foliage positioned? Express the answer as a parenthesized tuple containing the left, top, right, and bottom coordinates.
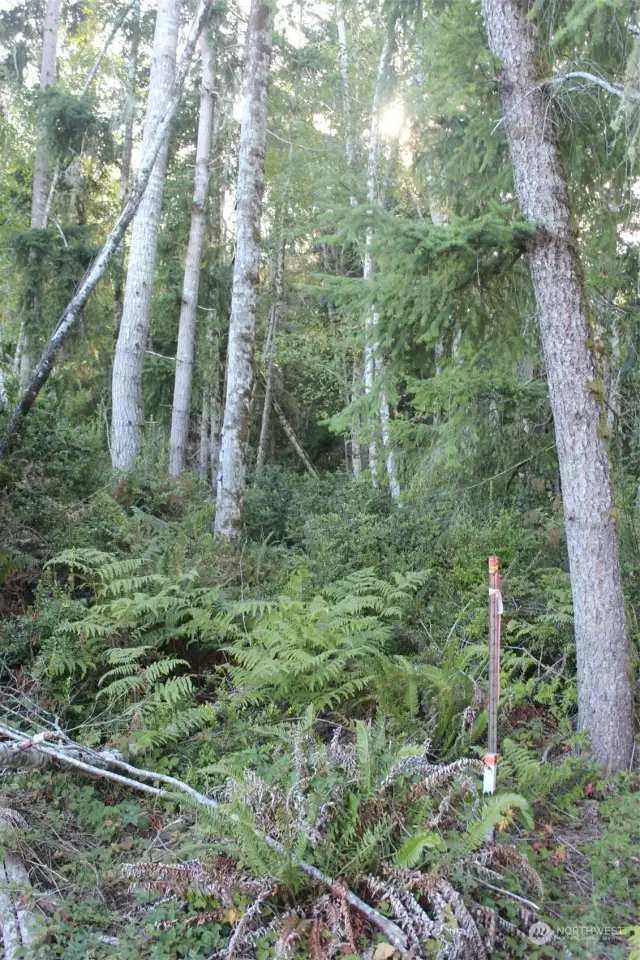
(40, 88, 114, 160)
(3, 0, 640, 953)
(225, 567, 428, 714)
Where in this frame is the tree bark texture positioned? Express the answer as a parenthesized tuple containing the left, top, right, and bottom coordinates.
(336, 1, 364, 479)
(18, 0, 61, 384)
(169, 32, 217, 476)
(111, 0, 182, 469)
(377, 361, 400, 503)
(0, 0, 212, 461)
(114, 0, 141, 333)
(481, 0, 634, 772)
(214, 0, 274, 543)
(362, 25, 390, 483)
(351, 360, 363, 477)
(199, 385, 210, 481)
(256, 234, 285, 475)
(31, 0, 60, 231)
(0, 815, 44, 960)
(209, 349, 221, 486)
(363, 15, 400, 497)
(336, 0, 355, 175)
(0, 326, 7, 406)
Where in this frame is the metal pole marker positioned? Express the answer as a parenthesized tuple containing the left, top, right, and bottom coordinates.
(484, 555, 503, 797)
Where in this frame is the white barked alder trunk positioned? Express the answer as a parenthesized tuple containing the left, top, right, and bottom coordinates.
(114, 0, 141, 332)
(481, 0, 635, 772)
(15, 0, 61, 385)
(0, 0, 212, 461)
(214, 0, 275, 544)
(362, 15, 401, 502)
(336, 0, 364, 479)
(111, 0, 182, 469)
(169, 31, 217, 476)
(198, 329, 221, 483)
(256, 234, 285, 475)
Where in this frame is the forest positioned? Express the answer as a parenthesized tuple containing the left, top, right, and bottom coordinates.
(0, 0, 639, 956)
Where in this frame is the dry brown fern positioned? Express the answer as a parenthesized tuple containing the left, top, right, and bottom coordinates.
(461, 685, 484, 733)
(408, 758, 484, 804)
(121, 856, 273, 905)
(309, 916, 326, 960)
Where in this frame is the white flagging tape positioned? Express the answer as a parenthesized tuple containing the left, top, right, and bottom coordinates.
(483, 752, 498, 796)
(488, 587, 504, 615)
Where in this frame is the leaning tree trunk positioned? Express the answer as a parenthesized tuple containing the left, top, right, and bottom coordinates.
(214, 0, 275, 544)
(17, 0, 61, 385)
(481, 0, 634, 772)
(0, 0, 212, 461)
(114, 0, 141, 333)
(111, 0, 182, 469)
(169, 32, 217, 476)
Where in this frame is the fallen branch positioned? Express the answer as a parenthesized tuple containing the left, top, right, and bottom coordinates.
(544, 71, 633, 100)
(0, 0, 213, 461)
(270, 393, 319, 479)
(0, 813, 45, 958)
(0, 731, 55, 757)
(253, 367, 319, 478)
(0, 723, 409, 953)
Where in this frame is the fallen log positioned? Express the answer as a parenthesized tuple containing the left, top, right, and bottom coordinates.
(0, 809, 44, 959)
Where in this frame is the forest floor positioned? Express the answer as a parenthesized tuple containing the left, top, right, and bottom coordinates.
(0, 455, 638, 959)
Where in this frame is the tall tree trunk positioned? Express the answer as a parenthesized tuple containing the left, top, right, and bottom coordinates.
(31, 0, 60, 230)
(209, 331, 221, 485)
(199, 385, 210, 481)
(336, 0, 355, 175)
(169, 32, 217, 476)
(17, 0, 61, 385)
(336, 0, 365, 478)
(114, 0, 141, 333)
(351, 359, 363, 476)
(256, 234, 285, 475)
(481, 0, 634, 772)
(363, 16, 400, 498)
(214, 0, 275, 544)
(111, 0, 182, 469)
(363, 313, 378, 482)
(0, 326, 7, 406)
(0, 0, 212, 461)
(377, 359, 400, 503)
